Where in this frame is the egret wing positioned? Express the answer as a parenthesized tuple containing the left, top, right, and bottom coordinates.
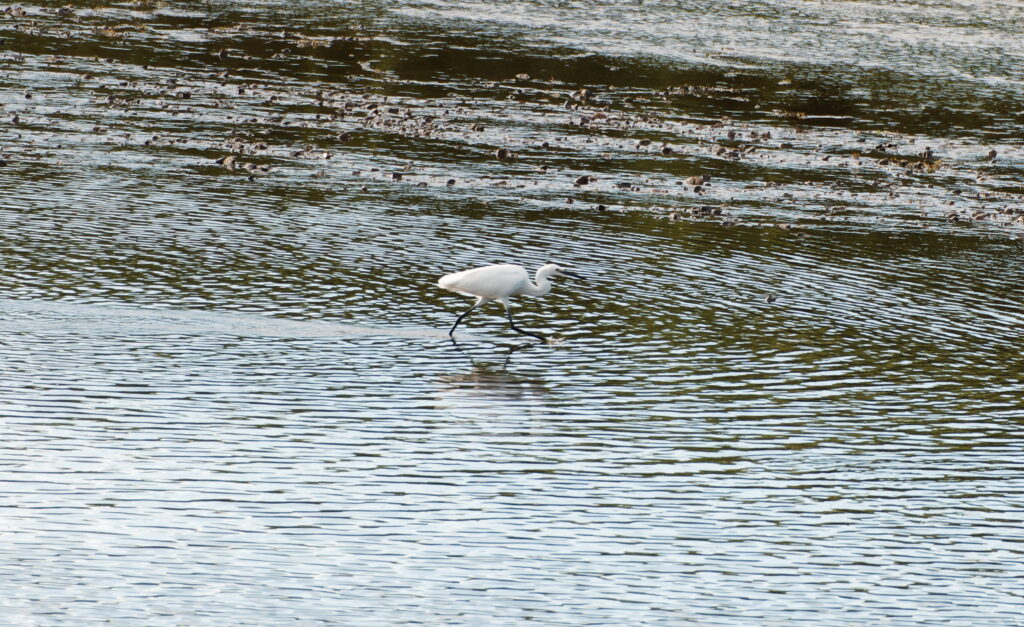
(438, 264, 529, 299)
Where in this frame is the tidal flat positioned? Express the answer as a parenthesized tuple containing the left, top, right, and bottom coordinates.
(2, 1, 1023, 624)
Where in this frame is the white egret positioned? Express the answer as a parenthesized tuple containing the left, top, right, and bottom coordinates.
(438, 263, 583, 340)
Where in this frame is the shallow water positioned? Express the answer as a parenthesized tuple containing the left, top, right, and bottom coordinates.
(2, 1, 1024, 624)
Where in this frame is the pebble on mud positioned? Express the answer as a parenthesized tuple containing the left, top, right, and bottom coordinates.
(572, 88, 591, 103)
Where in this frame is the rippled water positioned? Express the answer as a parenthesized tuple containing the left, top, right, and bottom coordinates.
(3, 1, 1024, 624)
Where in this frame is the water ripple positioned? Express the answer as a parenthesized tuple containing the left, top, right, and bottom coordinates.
(3, 0, 1024, 624)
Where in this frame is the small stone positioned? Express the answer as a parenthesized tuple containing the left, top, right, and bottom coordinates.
(574, 175, 591, 186)
(572, 88, 591, 102)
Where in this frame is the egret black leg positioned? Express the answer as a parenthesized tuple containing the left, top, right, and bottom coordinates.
(506, 307, 545, 342)
(449, 302, 478, 336)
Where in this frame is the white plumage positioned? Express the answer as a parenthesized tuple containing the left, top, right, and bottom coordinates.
(438, 262, 582, 340)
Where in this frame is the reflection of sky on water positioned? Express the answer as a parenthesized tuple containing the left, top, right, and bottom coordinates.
(3, 0, 1024, 623)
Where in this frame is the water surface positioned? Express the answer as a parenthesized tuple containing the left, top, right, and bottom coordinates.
(2, 1, 1023, 624)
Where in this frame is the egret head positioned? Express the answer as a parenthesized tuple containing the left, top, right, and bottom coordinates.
(540, 262, 584, 281)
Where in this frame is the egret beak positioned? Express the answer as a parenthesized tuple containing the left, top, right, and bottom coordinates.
(561, 270, 585, 282)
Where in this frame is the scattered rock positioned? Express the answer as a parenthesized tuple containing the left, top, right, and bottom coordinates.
(572, 88, 591, 103)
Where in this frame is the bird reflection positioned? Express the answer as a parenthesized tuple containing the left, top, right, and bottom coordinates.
(436, 339, 550, 405)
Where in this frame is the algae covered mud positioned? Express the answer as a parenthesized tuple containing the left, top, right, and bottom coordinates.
(2, 1, 1024, 624)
